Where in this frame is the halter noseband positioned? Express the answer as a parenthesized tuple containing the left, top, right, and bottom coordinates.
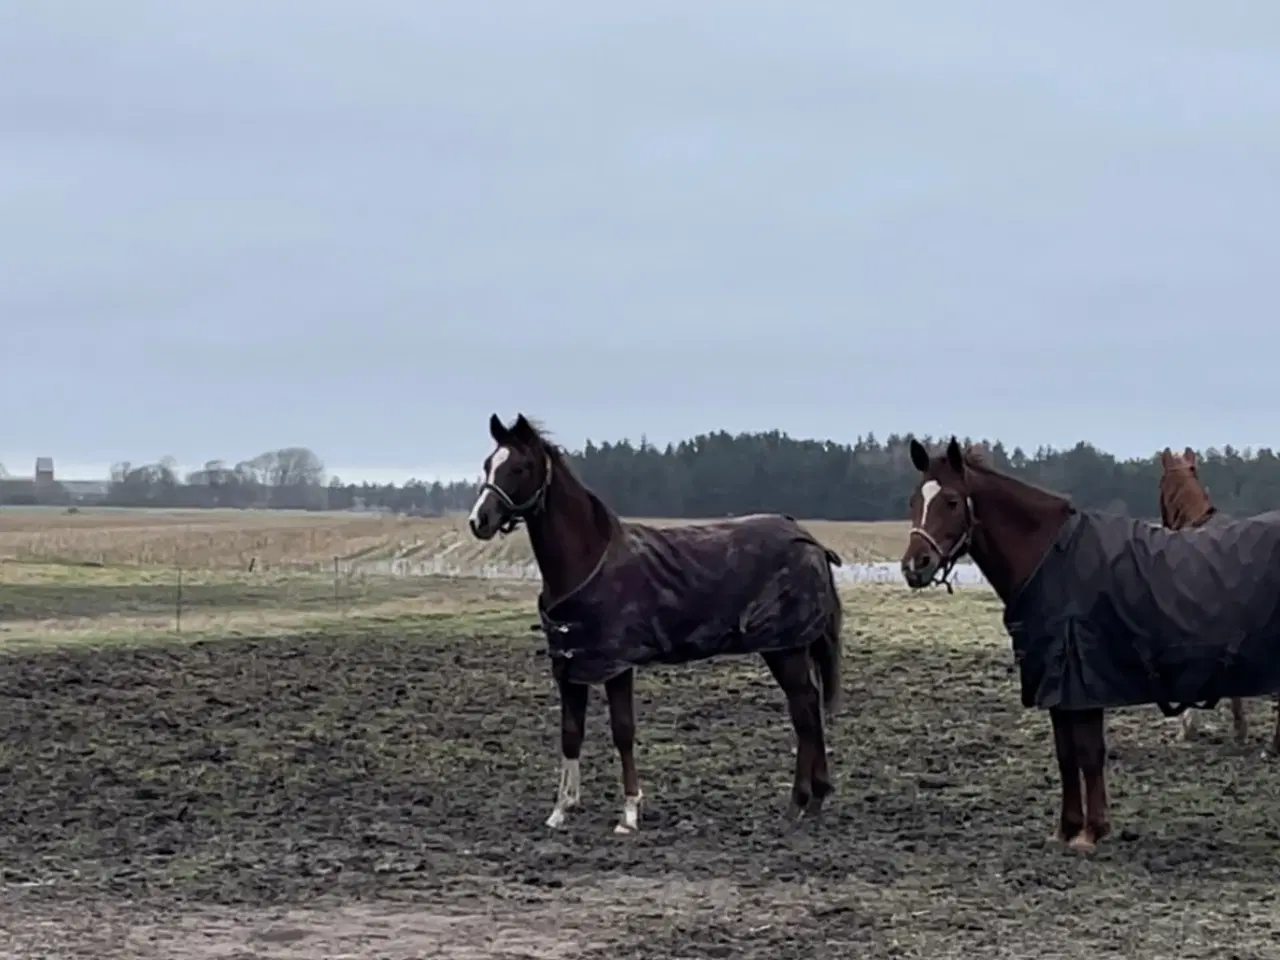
(479, 456, 553, 534)
(908, 494, 975, 594)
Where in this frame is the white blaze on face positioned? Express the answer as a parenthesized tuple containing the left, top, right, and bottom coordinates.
(468, 445, 510, 525)
(918, 480, 941, 529)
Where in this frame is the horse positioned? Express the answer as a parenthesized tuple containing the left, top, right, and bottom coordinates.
(467, 413, 846, 834)
(899, 436, 1280, 850)
(1159, 445, 1280, 754)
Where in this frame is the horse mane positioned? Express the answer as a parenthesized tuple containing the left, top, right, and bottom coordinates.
(519, 417, 623, 538)
(960, 446, 1074, 508)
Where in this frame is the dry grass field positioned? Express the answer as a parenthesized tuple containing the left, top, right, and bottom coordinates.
(1, 509, 1279, 958)
(0, 506, 910, 571)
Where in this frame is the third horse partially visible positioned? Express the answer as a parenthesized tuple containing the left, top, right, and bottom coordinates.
(1159, 445, 1280, 755)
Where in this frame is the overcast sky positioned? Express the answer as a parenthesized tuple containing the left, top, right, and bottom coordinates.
(4, 1, 1278, 482)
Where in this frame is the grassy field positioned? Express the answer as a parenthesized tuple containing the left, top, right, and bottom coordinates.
(0, 506, 911, 570)
(1, 512, 1279, 958)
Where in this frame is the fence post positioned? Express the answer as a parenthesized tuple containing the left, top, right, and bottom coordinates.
(176, 565, 184, 634)
(333, 555, 340, 607)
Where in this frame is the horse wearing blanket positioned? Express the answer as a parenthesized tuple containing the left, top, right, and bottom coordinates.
(1158, 445, 1280, 753)
(900, 436, 1280, 851)
(468, 414, 845, 834)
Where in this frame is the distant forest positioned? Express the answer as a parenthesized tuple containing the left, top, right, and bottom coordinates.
(2, 433, 1276, 521)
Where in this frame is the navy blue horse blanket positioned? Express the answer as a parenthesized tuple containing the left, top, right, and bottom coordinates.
(1004, 509, 1280, 714)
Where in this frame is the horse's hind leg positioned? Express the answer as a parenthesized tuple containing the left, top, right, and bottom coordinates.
(806, 651, 834, 814)
(764, 648, 823, 820)
(546, 677, 588, 829)
(604, 669, 643, 835)
(1230, 697, 1249, 745)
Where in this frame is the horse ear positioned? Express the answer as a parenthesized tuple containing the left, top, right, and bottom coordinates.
(1160, 448, 1174, 468)
(946, 436, 965, 474)
(489, 414, 509, 444)
(1183, 446, 1197, 466)
(511, 414, 536, 444)
(909, 438, 930, 473)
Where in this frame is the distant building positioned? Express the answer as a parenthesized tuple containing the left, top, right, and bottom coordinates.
(61, 480, 111, 502)
(34, 457, 54, 486)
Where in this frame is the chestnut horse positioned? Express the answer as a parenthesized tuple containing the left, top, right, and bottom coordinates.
(1159, 446, 1280, 754)
(467, 413, 845, 834)
(900, 438, 1108, 850)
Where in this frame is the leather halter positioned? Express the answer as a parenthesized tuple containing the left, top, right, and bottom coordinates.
(908, 494, 975, 594)
(479, 456, 553, 534)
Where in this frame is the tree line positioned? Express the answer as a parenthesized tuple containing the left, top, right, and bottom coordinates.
(3, 432, 1278, 520)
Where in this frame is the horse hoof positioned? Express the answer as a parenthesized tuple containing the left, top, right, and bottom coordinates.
(783, 802, 808, 825)
(1067, 834, 1097, 854)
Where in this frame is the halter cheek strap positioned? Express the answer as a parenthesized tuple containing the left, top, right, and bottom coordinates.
(480, 457, 553, 534)
(908, 496, 975, 594)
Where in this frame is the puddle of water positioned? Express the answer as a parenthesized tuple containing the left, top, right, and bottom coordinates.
(341, 557, 988, 589)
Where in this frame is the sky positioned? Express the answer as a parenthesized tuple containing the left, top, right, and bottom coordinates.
(4, 1, 1279, 483)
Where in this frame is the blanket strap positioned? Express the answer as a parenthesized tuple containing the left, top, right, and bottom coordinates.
(1129, 640, 1188, 717)
(1132, 634, 1245, 718)
(533, 607, 581, 660)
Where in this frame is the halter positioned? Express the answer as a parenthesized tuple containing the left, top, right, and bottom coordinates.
(479, 456, 553, 534)
(908, 494, 975, 594)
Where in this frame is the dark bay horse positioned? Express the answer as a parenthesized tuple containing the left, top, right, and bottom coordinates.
(467, 413, 845, 834)
(1159, 446, 1280, 753)
(899, 436, 1280, 851)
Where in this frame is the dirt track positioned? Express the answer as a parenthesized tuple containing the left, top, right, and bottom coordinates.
(2, 602, 1280, 958)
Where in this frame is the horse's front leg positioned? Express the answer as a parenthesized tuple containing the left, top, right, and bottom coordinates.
(1049, 708, 1084, 845)
(546, 677, 588, 829)
(604, 669, 643, 834)
(1266, 693, 1280, 759)
(1071, 708, 1110, 851)
(1176, 704, 1200, 741)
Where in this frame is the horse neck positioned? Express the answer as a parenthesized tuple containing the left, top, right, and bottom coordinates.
(524, 460, 616, 605)
(1161, 479, 1214, 530)
(965, 464, 1073, 604)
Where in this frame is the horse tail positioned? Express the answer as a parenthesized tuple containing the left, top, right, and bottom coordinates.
(812, 546, 843, 717)
(824, 548, 843, 567)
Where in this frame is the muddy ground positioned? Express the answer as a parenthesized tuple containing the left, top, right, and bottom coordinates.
(1, 606, 1279, 958)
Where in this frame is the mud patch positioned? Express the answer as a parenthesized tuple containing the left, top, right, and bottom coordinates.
(0, 609, 1278, 958)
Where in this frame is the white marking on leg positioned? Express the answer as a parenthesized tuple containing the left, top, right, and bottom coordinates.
(467, 446, 510, 526)
(545, 757, 580, 829)
(1177, 709, 1198, 740)
(614, 789, 644, 834)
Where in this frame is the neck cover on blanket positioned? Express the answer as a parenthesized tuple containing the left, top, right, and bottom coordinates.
(1003, 509, 1280, 714)
(537, 514, 841, 685)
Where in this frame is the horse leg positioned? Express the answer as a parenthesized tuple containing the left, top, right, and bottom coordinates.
(807, 652, 834, 817)
(1267, 694, 1280, 759)
(545, 677, 589, 829)
(1049, 708, 1084, 844)
(764, 648, 821, 821)
(1071, 708, 1110, 851)
(604, 669, 643, 835)
(1230, 697, 1249, 745)
(1176, 705, 1199, 741)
